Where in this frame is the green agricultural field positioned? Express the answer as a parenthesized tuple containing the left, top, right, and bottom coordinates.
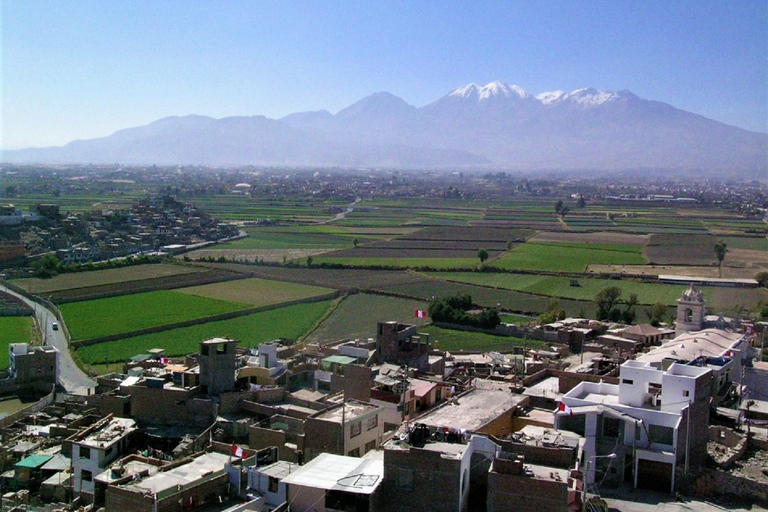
(304, 293, 430, 344)
(176, 277, 334, 306)
(499, 313, 537, 325)
(60, 290, 248, 340)
(379, 279, 597, 318)
(492, 242, 646, 272)
(76, 300, 334, 365)
(718, 236, 768, 251)
(420, 325, 543, 353)
(0, 317, 34, 368)
(310, 257, 480, 269)
(434, 273, 686, 305)
(14, 263, 202, 294)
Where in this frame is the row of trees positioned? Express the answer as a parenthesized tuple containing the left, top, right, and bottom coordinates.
(32, 253, 164, 278)
(428, 293, 501, 329)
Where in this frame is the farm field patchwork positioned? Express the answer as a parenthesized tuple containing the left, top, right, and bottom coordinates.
(304, 293, 430, 344)
(14, 263, 203, 294)
(378, 278, 597, 318)
(528, 231, 648, 246)
(60, 290, 248, 340)
(0, 317, 34, 368)
(643, 234, 717, 265)
(433, 273, 686, 305)
(202, 264, 426, 290)
(492, 242, 646, 272)
(310, 256, 481, 269)
(176, 277, 334, 306)
(76, 300, 334, 365)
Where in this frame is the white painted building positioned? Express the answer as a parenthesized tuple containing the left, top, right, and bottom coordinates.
(555, 360, 713, 493)
(72, 416, 136, 502)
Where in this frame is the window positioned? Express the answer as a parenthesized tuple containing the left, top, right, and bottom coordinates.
(347, 448, 360, 457)
(648, 424, 674, 445)
(436, 388, 442, 402)
(396, 468, 414, 491)
(350, 421, 362, 438)
(622, 379, 634, 385)
(683, 390, 690, 397)
(79, 446, 91, 459)
(81, 470, 92, 482)
(366, 415, 378, 430)
(603, 417, 621, 438)
(365, 440, 376, 453)
(268, 476, 279, 493)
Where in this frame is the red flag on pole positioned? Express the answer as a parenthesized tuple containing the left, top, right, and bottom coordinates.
(415, 309, 427, 318)
(231, 443, 243, 458)
(558, 402, 573, 416)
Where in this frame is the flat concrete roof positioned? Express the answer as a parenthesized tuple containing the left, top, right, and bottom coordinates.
(119, 452, 229, 495)
(255, 460, 297, 480)
(77, 418, 136, 450)
(281, 453, 383, 495)
(414, 389, 527, 432)
(315, 401, 379, 424)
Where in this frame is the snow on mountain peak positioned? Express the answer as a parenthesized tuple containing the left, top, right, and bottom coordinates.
(535, 90, 565, 105)
(448, 81, 530, 101)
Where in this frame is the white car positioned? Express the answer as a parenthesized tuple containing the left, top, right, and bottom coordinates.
(52, 322, 59, 331)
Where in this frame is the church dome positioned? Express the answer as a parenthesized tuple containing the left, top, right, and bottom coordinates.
(681, 283, 703, 302)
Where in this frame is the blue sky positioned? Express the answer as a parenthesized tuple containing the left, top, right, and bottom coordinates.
(2, 1, 766, 149)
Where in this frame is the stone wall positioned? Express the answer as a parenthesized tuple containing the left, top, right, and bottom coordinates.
(682, 468, 768, 506)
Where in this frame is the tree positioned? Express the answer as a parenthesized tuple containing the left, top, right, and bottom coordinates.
(755, 271, 768, 287)
(555, 200, 564, 215)
(353, 238, 359, 247)
(594, 286, 623, 321)
(32, 253, 62, 278)
(649, 303, 668, 327)
(477, 248, 489, 264)
(714, 241, 728, 277)
(560, 206, 570, 218)
(506, 240, 513, 251)
(306, 256, 313, 267)
(577, 196, 586, 208)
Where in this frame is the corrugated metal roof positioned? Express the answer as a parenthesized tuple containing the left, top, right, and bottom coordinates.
(16, 454, 52, 469)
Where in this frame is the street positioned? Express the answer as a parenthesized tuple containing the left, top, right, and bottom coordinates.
(0, 283, 96, 395)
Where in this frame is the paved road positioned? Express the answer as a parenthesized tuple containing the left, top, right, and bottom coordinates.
(0, 283, 96, 395)
(319, 197, 362, 224)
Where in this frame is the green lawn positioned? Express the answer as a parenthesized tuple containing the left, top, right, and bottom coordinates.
(0, 317, 34, 368)
(76, 300, 334, 365)
(304, 293, 430, 343)
(60, 290, 248, 340)
(491, 242, 646, 272)
(420, 325, 544, 353)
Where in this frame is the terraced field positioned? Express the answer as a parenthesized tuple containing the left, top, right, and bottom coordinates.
(420, 325, 543, 353)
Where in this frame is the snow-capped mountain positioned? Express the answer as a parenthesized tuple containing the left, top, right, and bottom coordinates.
(4, 81, 766, 171)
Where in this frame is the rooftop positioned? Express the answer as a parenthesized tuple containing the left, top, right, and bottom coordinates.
(254, 460, 297, 480)
(77, 417, 136, 450)
(636, 329, 743, 364)
(314, 400, 380, 424)
(119, 452, 229, 495)
(281, 453, 383, 495)
(414, 388, 527, 432)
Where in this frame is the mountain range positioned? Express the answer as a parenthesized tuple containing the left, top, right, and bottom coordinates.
(4, 81, 767, 171)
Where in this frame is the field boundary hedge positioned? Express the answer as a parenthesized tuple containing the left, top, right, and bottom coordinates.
(70, 291, 342, 349)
